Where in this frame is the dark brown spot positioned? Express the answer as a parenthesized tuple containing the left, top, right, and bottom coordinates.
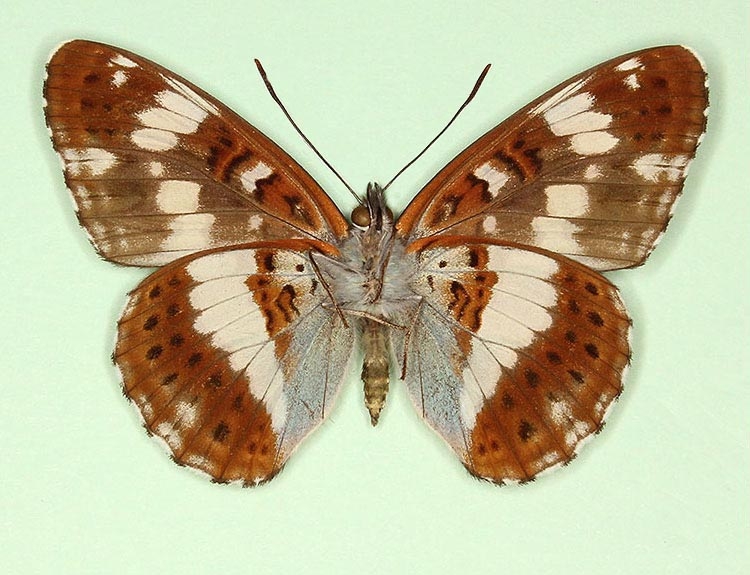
(260, 444, 269, 455)
(568, 370, 585, 384)
(80, 97, 94, 109)
(639, 107, 649, 116)
(585, 343, 600, 359)
(263, 253, 275, 271)
(102, 103, 112, 112)
(438, 260, 447, 268)
(465, 173, 493, 204)
(162, 372, 178, 385)
(476, 443, 487, 455)
(167, 303, 180, 317)
(149, 285, 161, 299)
(170, 333, 184, 347)
(295, 263, 305, 272)
(513, 138, 525, 149)
(218, 136, 233, 148)
(212, 422, 230, 443)
(565, 330, 577, 343)
(205, 373, 222, 388)
(232, 394, 244, 411)
(206, 145, 220, 170)
(523, 147, 543, 172)
(569, 300, 580, 314)
(657, 104, 672, 115)
(587, 311, 604, 327)
(585, 282, 599, 295)
(83, 73, 99, 84)
(221, 149, 252, 183)
(652, 76, 668, 88)
(468, 249, 479, 268)
(501, 392, 515, 409)
(518, 419, 536, 442)
(651, 132, 665, 141)
(524, 369, 540, 387)
(494, 150, 526, 182)
(187, 352, 202, 367)
(634, 132, 644, 141)
(546, 351, 562, 365)
(475, 273, 486, 283)
(143, 315, 159, 330)
(146, 345, 163, 360)
(247, 441, 257, 453)
(104, 127, 116, 137)
(168, 276, 181, 287)
(489, 440, 500, 451)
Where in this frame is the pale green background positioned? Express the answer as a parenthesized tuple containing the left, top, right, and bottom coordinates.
(2, 1, 748, 573)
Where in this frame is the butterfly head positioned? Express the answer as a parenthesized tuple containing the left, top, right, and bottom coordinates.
(350, 182, 393, 230)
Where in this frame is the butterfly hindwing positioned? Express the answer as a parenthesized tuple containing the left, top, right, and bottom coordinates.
(396, 46, 708, 271)
(394, 237, 631, 483)
(115, 241, 354, 484)
(44, 40, 349, 267)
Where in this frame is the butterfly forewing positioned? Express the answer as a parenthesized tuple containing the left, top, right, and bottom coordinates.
(395, 237, 631, 482)
(115, 241, 354, 484)
(397, 46, 708, 271)
(44, 40, 349, 267)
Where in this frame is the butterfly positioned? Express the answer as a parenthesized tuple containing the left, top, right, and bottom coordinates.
(44, 40, 708, 486)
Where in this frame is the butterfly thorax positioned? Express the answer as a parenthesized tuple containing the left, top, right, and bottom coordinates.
(317, 183, 417, 424)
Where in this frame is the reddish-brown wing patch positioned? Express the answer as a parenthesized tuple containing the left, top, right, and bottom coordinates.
(397, 46, 708, 271)
(44, 40, 349, 267)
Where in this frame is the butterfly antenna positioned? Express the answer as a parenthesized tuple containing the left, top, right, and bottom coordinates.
(382, 64, 491, 192)
(255, 59, 363, 205)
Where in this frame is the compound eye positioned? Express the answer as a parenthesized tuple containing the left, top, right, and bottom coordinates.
(351, 205, 371, 227)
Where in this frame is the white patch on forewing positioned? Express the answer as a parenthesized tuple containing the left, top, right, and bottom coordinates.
(473, 163, 510, 198)
(548, 109, 612, 136)
(486, 245, 559, 279)
(624, 73, 639, 90)
(248, 214, 263, 230)
(545, 184, 589, 217)
(148, 161, 165, 177)
(543, 92, 595, 128)
(186, 249, 258, 282)
(570, 131, 619, 155)
(240, 162, 274, 192)
(482, 215, 497, 233)
(615, 57, 642, 72)
(632, 154, 689, 182)
(161, 74, 221, 116)
(156, 180, 201, 213)
(137, 90, 209, 134)
(584, 164, 603, 180)
(131, 127, 179, 151)
(159, 213, 215, 252)
(62, 148, 117, 176)
(532, 217, 580, 254)
(112, 69, 128, 87)
(110, 54, 138, 68)
(530, 78, 587, 117)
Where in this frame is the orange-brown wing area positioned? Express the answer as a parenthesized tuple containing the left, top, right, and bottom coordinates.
(397, 46, 708, 271)
(44, 40, 349, 267)
(115, 240, 354, 485)
(397, 237, 631, 483)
